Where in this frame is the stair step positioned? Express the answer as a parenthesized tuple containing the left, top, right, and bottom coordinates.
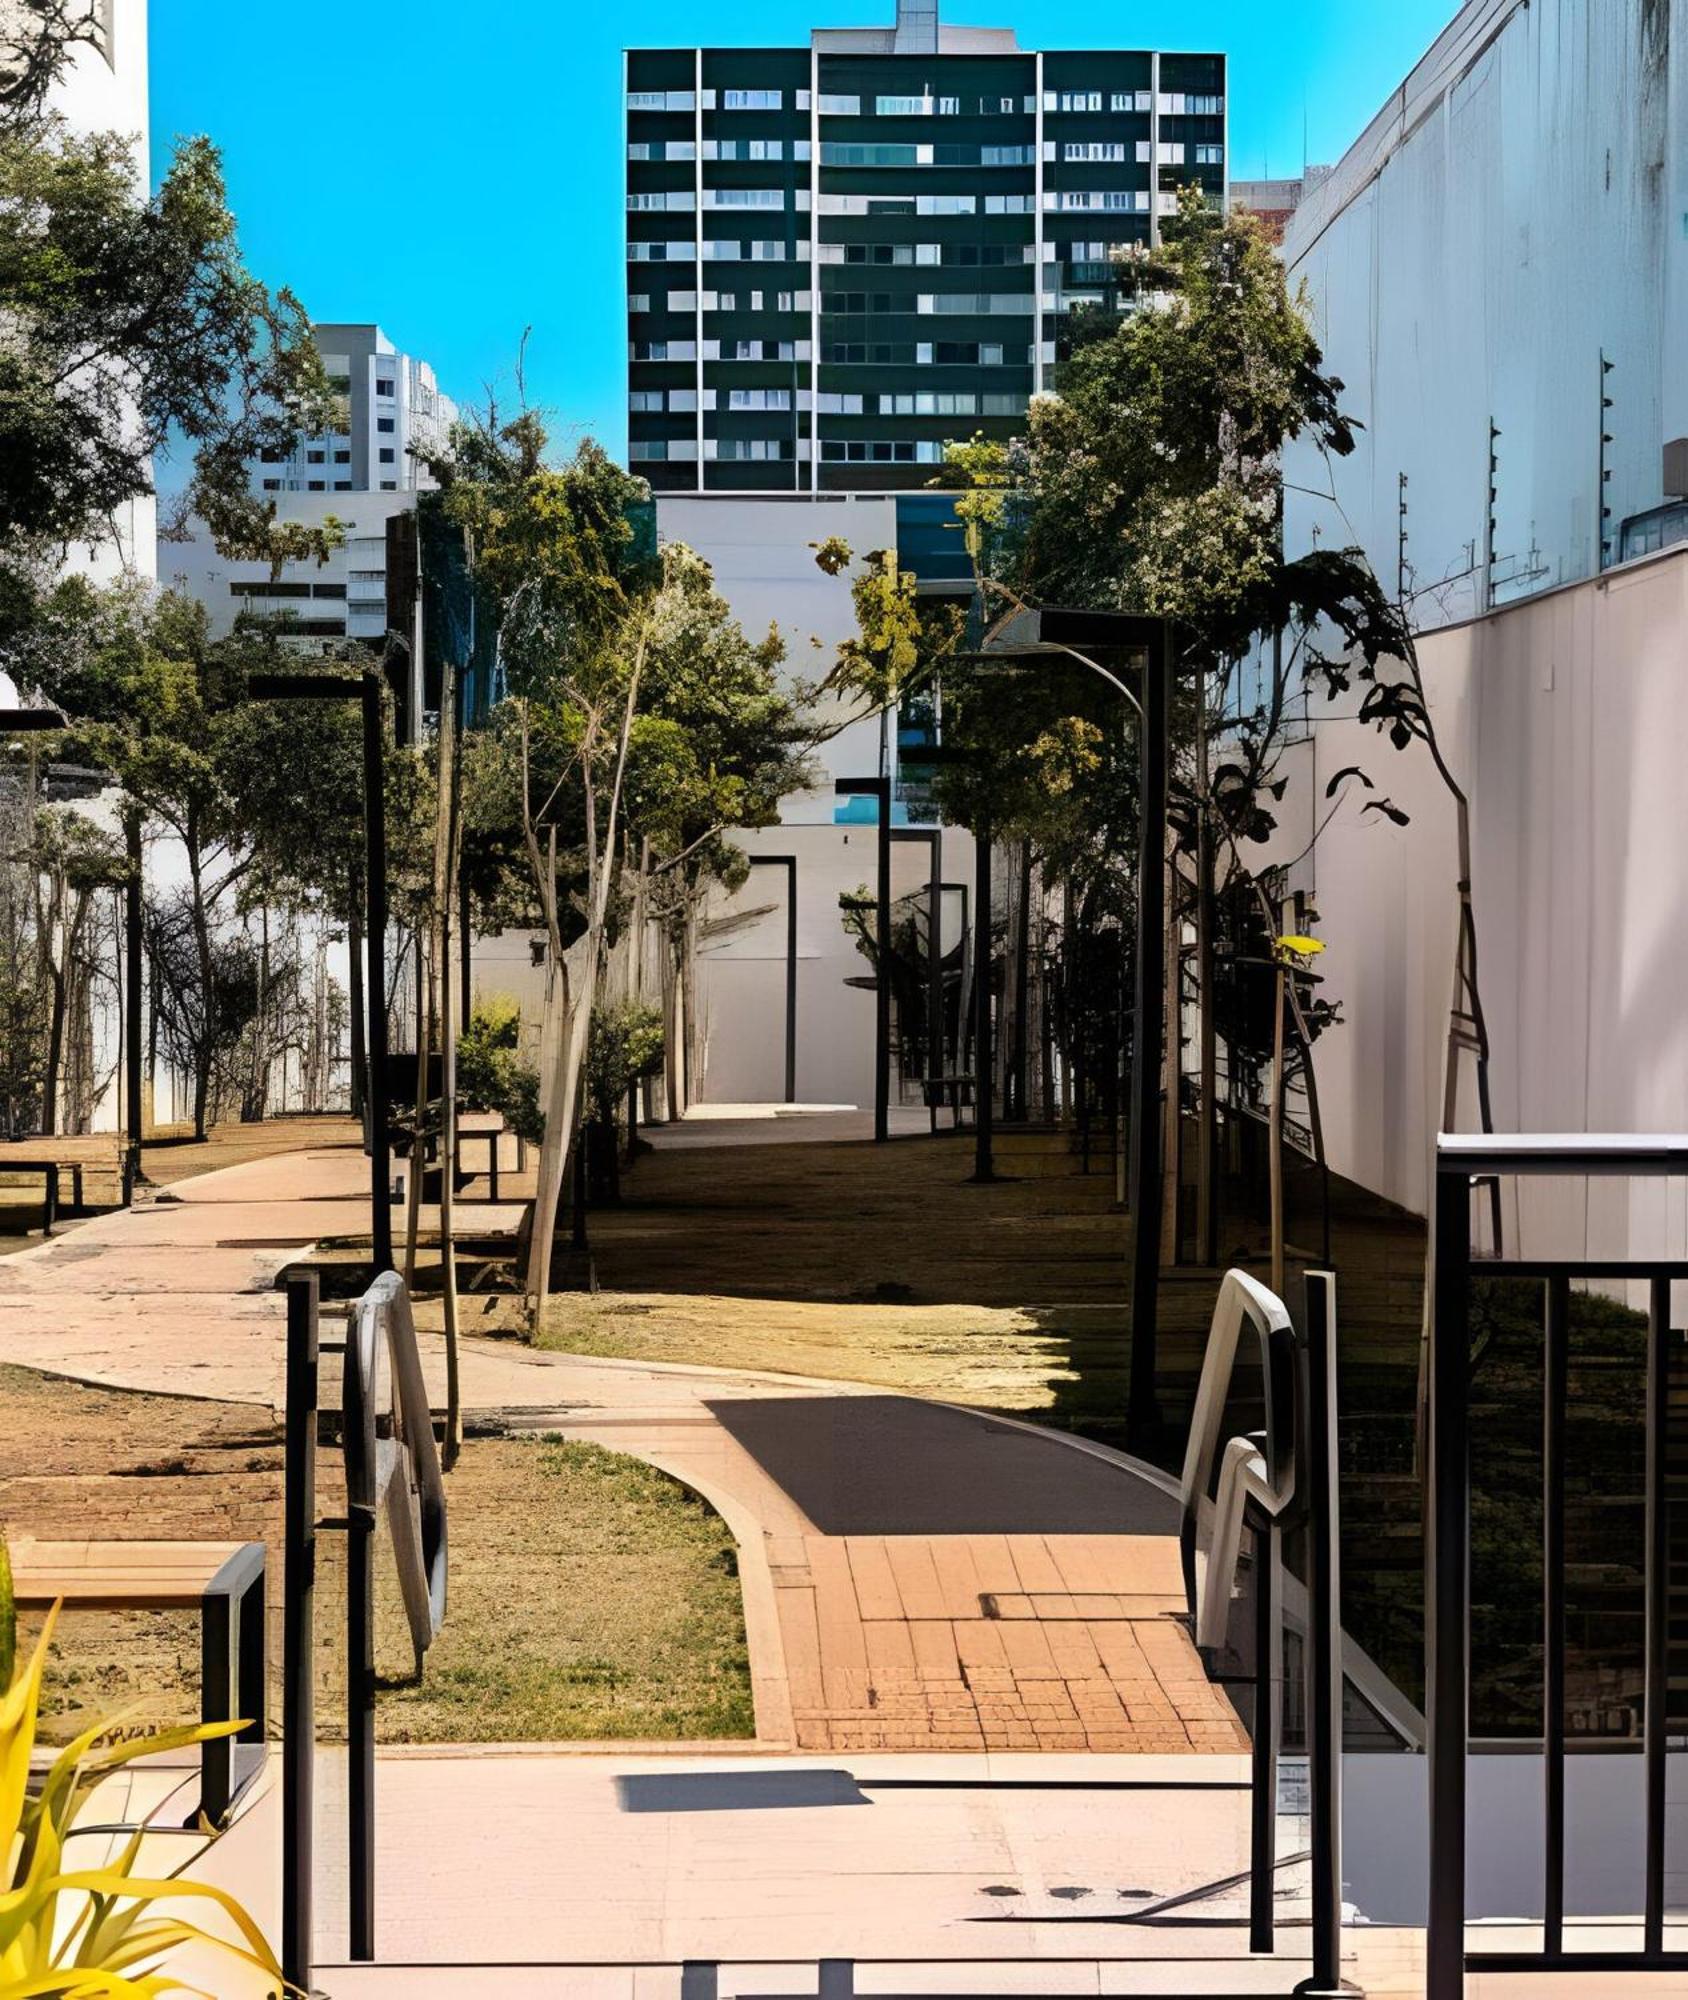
(312, 1963, 1315, 1998)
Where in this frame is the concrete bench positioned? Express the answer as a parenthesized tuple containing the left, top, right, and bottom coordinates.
(11, 1538, 267, 1825)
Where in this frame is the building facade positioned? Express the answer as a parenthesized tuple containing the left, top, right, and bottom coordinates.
(625, 0, 1225, 492)
(1282, 0, 1688, 629)
(253, 323, 456, 499)
(1265, 0, 1688, 1266)
(163, 322, 457, 721)
(1229, 166, 1327, 246)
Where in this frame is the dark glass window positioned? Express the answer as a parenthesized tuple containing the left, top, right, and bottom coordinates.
(378, 448, 396, 463)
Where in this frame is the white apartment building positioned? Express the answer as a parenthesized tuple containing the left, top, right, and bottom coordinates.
(163, 325, 458, 729)
(255, 324, 457, 499)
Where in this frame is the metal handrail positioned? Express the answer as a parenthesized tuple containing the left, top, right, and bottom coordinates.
(282, 1266, 449, 1993)
(1178, 1268, 1301, 1648)
(346, 1270, 448, 1674)
(1429, 1133, 1688, 1996)
(1176, 1266, 1343, 1988)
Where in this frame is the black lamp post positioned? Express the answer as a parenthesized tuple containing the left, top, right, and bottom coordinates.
(248, 669, 393, 1274)
(956, 607, 1176, 1446)
(836, 774, 893, 1142)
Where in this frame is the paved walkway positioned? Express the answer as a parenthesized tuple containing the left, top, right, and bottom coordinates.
(0, 1136, 1243, 1757)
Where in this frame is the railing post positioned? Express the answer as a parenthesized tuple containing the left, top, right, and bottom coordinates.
(1250, 1505, 1279, 1954)
(345, 1301, 377, 1962)
(282, 1272, 319, 1998)
(1427, 1159, 1471, 2000)
(1542, 1274, 1568, 1956)
(1298, 1269, 1346, 1997)
(1644, 1273, 1670, 1956)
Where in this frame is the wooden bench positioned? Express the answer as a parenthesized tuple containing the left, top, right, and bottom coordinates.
(11, 1538, 267, 1825)
(0, 1146, 134, 1234)
(922, 1073, 975, 1131)
(456, 1124, 525, 1202)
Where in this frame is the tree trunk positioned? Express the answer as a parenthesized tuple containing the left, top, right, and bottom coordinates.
(347, 863, 367, 1123)
(185, 813, 215, 1141)
(1194, 669, 1219, 1266)
(435, 662, 463, 1469)
(1159, 830, 1182, 1269)
(1010, 840, 1031, 1120)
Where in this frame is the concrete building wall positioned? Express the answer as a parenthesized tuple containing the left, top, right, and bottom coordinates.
(655, 491, 894, 811)
(1270, 545, 1688, 1265)
(654, 491, 977, 1108)
(1282, 0, 1688, 629)
(160, 490, 420, 649)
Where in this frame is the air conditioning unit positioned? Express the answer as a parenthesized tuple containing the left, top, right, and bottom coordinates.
(1664, 437, 1688, 499)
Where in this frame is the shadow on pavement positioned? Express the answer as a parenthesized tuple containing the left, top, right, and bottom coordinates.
(706, 1393, 1179, 1536)
(616, 1769, 870, 1812)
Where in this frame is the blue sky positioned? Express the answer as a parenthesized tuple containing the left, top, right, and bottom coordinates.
(150, 0, 1452, 459)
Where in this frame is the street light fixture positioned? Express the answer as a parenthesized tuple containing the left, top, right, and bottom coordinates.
(248, 668, 393, 1275)
(956, 604, 1176, 1446)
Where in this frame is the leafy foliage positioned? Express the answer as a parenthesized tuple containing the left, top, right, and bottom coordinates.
(457, 996, 543, 1145)
(0, 7, 338, 639)
(1, 1605, 286, 1996)
(585, 1003, 665, 1134)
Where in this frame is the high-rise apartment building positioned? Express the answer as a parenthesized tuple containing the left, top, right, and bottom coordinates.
(253, 323, 456, 498)
(164, 323, 457, 724)
(625, 0, 1225, 492)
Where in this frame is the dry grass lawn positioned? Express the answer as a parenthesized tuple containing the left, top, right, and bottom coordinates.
(2, 1366, 752, 1747)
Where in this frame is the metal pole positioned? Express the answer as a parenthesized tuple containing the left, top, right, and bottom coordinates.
(1644, 1273, 1669, 1955)
(1427, 1160, 1471, 2000)
(344, 1311, 376, 1962)
(1301, 1269, 1344, 1997)
(783, 856, 797, 1104)
(282, 1273, 319, 1997)
(1249, 1509, 1278, 1954)
(460, 872, 473, 1028)
(1127, 624, 1170, 1444)
(124, 806, 144, 1181)
(875, 771, 891, 1142)
(1542, 1273, 1568, 1956)
(362, 674, 393, 1276)
(926, 839, 942, 1135)
(973, 818, 993, 1182)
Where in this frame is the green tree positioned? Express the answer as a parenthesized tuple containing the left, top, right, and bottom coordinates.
(0, 4, 339, 657)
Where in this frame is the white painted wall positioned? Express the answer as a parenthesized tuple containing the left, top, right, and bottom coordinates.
(653, 492, 981, 1106)
(1271, 546, 1688, 1266)
(160, 490, 419, 647)
(1283, 0, 1688, 630)
(694, 818, 976, 1108)
(655, 492, 898, 817)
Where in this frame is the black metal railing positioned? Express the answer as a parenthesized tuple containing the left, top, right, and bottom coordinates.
(1178, 1264, 1343, 1989)
(1430, 1132, 1688, 1993)
(282, 1266, 449, 1993)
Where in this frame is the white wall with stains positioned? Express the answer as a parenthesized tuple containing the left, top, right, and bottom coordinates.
(1283, 0, 1688, 629)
